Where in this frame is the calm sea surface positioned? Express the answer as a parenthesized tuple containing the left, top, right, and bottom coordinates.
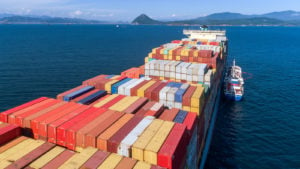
(0, 25, 299, 169)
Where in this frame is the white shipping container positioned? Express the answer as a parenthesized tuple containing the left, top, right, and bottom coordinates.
(125, 78, 145, 96)
(187, 74, 192, 82)
(170, 72, 176, 79)
(118, 116, 154, 157)
(145, 62, 150, 70)
(167, 87, 178, 102)
(150, 102, 163, 112)
(145, 69, 149, 76)
(170, 61, 180, 72)
(182, 63, 191, 74)
(175, 72, 181, 80)
(159, 86, 171, 101)
(181, 73, 187, 80)
(118, 79, 137, 95)
(159, 71, 164, 77)
(165, 71, 170, 78)
(166, 101, 174, 109)
(176, 62, 185, 73)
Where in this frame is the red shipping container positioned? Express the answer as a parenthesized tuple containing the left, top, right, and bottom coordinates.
(107, 115, 143, 153)
(144, 103, 164, 117)
(41, 149, 75, 169)
(94, 78, 112, 90)
(123, 98, 148, 114)
(47, 105, 89, 144)
(151, 82, 167, 101)
(57, 85, 88, 100)
(66, 108, 107, 150)
(100, 95, 126, 109)
(17, 101, 66, 128)
(85, 112, 124, 148)
(182, 86, 196, 106)
(30, 102, 77, 139)
(82, 74, 107, 85)
(7, 98, 54, 125)
(159, 108, 179, 121)
(76, 110, 115, 148)
(0, 97, 48, 123)
(0, 124, 21, 145)
(12, 99, 60, 127)
(157, 123, 188, 169)
(135, 101, 156, 116)
(79, 150, 109, 169)
(183, 112, 198, 141)
(130, 80, 149, 96)
(56, 107, 101, 146)
(144, 81, 162, 99)
(5, 142, 55, 169)
(37, 103, 83, 140)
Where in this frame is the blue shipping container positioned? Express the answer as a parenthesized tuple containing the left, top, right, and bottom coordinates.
(173, 110, 188, 123)
(78, 90, 107, 105)
(63, 86, 94, 101)
(111, 78, 132, 94)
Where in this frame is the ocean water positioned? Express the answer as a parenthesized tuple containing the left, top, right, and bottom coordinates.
(0, 25, 299, 169)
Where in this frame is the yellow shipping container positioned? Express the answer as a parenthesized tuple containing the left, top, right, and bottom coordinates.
(191, 86, 204, 108)
(93, 94, 118, 108)
(191, 107, 200, 114)
(30, 146, 65, 168)
(133, 161, 151, 169)
(159, 77, 164, 80)
(159, 48, 164, 54)
(97, 153, 123, 169)
(145, 57, 149, 63)
(105, 80, 119, 93)
(163, 55, 168, 60)
(176, 56, 180, 61)
(144, 121, 174, 165)
(183, 106, 191, 112)
(193, 50, 199, 57)
(111, 75, 121, 80)
(0, 138, 33, 162)
(109, 96, 139, 112)
(59, 147, 98, 169)
(0, 139, 44, 168)
(168, 55, 173, 60)
(152, 47, 159, 54)
(132, 119, 164, 161)
(137, 80, 156, 97)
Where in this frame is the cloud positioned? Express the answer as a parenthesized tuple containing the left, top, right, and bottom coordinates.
(171, 14, 176, 17)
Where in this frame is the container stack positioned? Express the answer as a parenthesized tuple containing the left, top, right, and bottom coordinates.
(0, 29, 228, 169)
(0, 135, 164, 169)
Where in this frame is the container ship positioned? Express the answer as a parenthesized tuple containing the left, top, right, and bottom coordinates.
(0, 28, 228, 169)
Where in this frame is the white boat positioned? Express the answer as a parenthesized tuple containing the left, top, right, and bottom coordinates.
(224, 59, 244, 101)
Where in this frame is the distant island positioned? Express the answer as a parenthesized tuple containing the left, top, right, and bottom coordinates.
(132, 11, 300, 26)
(1, 10, 300, 25)
(0, 15, 110, 24)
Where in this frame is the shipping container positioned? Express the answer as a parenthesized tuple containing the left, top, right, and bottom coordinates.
(29, 146, 65, 169)
(159, 108, 179, 121)
(131, 119, 163, 161)
(118, 116, 154, 157)
(41, 149, 75, 169)
(97, 153, 123, 169)
(144, 121, 174, 165)
(77, 90, 107, 105)
(75, 110, 117, 150)
(115, 157, 137, 169)
(0, 123, 21, 145)
(157, 123, 187, 169)
(107, 115, 143, 153)
(58, 147, 98, 169)
(5, 142, 55, 169)
(47, 105, 90, 144)
(79, 150, 109, 169)
(97, 114, 134, 151)
(85, 112, 124, 148)
(0, 97, 48, 123)
(65, 108, 107, 150)
(63, 86, 95, 101)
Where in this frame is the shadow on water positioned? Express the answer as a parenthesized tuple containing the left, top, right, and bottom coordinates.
(205, 96, 244, 169)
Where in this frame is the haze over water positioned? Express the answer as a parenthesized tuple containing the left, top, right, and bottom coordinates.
(0, 25, 299, 169)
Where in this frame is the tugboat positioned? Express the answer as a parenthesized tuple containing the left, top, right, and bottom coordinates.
(224, 59, 244, 101)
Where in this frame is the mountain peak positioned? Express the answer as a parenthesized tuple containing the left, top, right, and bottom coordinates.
(132, 14, 162, 24)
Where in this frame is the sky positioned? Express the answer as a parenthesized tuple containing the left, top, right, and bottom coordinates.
(0, 0, 299, 21)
